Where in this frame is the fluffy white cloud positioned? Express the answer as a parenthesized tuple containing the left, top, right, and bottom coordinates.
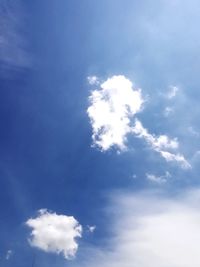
(87, 75, 143, 151)
(75, 189, 200, 267)
(87, 75, 190, 168)
(26, 209, 82, 260)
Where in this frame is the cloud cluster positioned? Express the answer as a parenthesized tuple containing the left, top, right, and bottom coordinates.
(26, 209, 82, 260)
(87, 75, 190, 168)
(76, 189, 200, 267)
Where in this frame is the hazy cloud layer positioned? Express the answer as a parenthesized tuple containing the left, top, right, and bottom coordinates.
(76, 189, 200, 267)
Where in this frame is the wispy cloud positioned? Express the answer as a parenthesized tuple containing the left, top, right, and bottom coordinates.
(26, 209, 82, 260)
(0, 0, 30, 70)
(166, 86, 179, 99)
(146, 171, 171, 184)
(132, 119, 191, 169)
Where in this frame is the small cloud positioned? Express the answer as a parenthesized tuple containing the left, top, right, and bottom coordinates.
(146, 171, 171, 184)
(132, 174, 137, 179)
(87, 76, 99, 85)
(26, 209, 82, 260)
(87, 225, 96, 233)
(5, 250, 12, 260)
(166, 86, 179, 99)
(163, 106, 174, 117)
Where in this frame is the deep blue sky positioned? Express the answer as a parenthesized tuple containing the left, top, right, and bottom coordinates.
(1, 1, 200, 266)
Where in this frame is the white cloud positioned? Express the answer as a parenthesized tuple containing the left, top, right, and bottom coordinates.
(87, 75, 190, 168)
(146, 171, 171, 184)
(166, 86, 179, 99)
(26, 209, 82, 260)
(87, 75, 144, 151)
(160, 150, 191, 169)
(132, 119, 190, 168)
(132, 119, 178, 150)
(75, 189, 200, 267)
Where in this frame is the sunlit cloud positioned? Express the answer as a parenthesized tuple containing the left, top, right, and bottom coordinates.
(87, 75, 143, 151)
(87, 75, 190, 168)
(26, 209, 82, 260)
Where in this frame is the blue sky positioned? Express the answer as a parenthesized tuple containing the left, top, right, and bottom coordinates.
(1, 0, 200, 266)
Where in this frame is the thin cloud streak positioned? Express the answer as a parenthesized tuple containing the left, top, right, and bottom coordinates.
(0, 0, 30, 69)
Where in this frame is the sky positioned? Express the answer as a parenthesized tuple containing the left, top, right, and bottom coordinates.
(1, 0, 200, 266)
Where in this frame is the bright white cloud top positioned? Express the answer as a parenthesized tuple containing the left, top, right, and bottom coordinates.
(26, 209, 82, 260)
(87, 75, 190, 168)
(87, 75, 143, 151)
